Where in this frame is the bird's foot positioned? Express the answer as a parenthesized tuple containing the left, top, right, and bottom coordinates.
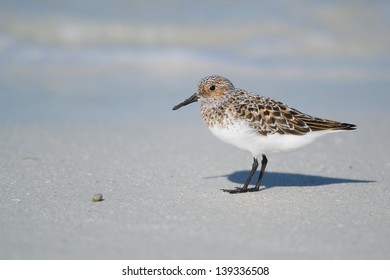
(222, 186, 261, 194)
(222, 187, 249, 194)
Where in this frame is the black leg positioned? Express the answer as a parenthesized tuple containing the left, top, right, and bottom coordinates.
(222, 157, 258, 194)
(249, 154, 267, 192)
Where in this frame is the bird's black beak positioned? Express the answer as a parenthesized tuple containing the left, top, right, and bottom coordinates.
(172, 93, 198, 110)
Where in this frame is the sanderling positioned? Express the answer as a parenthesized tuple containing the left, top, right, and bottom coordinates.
(173, 75, 356, 194)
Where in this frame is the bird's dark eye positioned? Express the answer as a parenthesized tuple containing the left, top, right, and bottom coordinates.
(209, 85, 216, 91)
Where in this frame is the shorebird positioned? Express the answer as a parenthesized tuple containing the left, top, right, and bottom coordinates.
(173, 75, 356, 194)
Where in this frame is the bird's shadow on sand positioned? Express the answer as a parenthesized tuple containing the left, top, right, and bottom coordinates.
(211, 170, 374, 189)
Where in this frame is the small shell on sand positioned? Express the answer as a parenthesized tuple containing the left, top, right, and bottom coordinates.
(92, 193, 103, 202)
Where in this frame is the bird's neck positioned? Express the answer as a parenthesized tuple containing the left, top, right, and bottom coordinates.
(199, 95, 232, 128)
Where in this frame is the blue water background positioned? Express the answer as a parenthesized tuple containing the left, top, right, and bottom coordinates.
(0, 0, 389, 124)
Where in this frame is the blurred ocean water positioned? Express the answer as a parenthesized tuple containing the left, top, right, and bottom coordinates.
(0, 0, 389, 123)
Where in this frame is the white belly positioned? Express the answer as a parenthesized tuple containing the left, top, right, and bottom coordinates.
(208, 120, 335, 157)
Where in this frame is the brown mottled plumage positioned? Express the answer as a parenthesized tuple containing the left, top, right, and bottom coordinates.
(173, 75, 356, 194)
(197, 75, 355, 136)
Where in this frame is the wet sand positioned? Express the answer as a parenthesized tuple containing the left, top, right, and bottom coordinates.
(0, 109, 389, 259)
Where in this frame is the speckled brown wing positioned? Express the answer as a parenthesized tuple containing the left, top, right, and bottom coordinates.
(230, 90, 356, 136)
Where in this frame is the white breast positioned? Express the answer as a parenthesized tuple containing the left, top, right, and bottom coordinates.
(208, 119, 336, 157)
